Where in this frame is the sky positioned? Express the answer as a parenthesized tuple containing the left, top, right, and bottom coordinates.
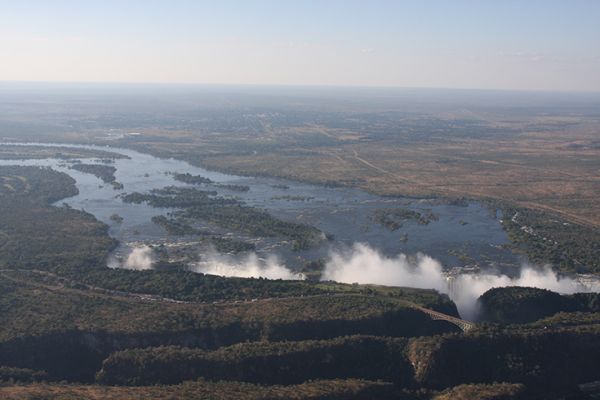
(1, 0, 599, 91)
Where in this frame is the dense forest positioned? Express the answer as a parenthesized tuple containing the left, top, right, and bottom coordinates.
(0, 166, 116, 271)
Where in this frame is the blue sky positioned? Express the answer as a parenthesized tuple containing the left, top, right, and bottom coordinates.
(1, 0, 599, 91)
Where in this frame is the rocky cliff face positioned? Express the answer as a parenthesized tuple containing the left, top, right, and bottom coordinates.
(0, 308, 457, 382)
(477, 286, 600, 324)
(408, 327, 600, 390)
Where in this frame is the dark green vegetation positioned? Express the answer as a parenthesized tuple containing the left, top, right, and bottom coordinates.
(68, 162, 125, 189)
(69, 267, 322, 303)
(72, 264, 457, 307)
(478, 286, 600, 324)
(0, 166, 116, 271)
(0, 366, 48, 383)
(122, 186, 224, 208)
(123, 185, 324, 251)
(498, 203, 600, 273)
(374, 208, 438, 231)
(69, 163, 116, 183)
(215, 183, 250, 192)
(172, 172, 213, 185)
(0, 165, 77, 201)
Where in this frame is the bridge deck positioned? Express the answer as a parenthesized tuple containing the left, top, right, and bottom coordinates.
(409, 304, 475, 332)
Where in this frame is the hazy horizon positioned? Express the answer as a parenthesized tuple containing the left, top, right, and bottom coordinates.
(3, 80, 600, 95)
(2, 0, 599, 92)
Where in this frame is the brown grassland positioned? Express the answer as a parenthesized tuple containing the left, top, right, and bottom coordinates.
(122, 116, 600, 229)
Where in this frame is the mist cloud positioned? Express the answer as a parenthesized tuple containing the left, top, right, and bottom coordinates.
(123, 245, 154, 270)
(322, 243, 447, 291)
(190, 252, 301, 280)
(111, 242, 599, 321)
(446, 265, 600, 319)
(323, 243, 600, 320)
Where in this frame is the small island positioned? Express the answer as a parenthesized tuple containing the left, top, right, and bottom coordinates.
(172, 172, 213, 185)
(373, 208, 438, 231)
(110, 213, 124, 223)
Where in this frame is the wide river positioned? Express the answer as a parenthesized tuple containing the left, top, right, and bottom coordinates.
(0, 142, 522, 272)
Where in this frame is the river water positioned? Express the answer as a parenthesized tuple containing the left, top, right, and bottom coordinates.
(0, 142, 522, 272)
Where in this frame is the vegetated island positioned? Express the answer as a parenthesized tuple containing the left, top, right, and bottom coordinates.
(69, 163, 124, 190)
(373, 208, 439, 231)
(172, 172, 213, 185)
(122, 186, 324, 251)
(271, 195, 314, 201)
(172, 173, 250, 192)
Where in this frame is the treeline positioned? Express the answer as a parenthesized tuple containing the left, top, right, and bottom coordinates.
(478, 286, 600, 324)
(0, 165, 78, 203)
(67, 268, 325, 303)
(0, 366, 48, 383)
(65, 267, 458, 313)
(0, 379, 399, 400)
(121, 186, 225, 208)
(174, 175, 252, 193)
(96, 336, 412, 386)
